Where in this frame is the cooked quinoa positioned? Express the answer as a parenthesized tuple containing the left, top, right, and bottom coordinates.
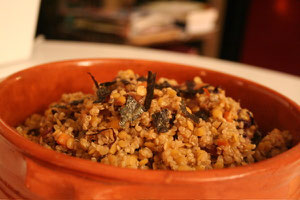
(16, 70, 293, 170)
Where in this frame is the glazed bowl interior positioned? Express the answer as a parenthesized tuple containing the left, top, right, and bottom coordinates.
(0, 59, 299, 181)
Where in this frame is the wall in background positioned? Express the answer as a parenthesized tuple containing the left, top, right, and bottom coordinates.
(241, 0, 300, 76)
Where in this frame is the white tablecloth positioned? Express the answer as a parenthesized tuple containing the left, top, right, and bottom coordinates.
(0, 39, 299, 104)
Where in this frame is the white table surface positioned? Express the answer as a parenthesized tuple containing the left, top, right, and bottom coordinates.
(0, 38, 299, 105)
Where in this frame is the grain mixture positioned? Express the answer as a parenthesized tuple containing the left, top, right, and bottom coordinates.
(16, 70, 293, 170)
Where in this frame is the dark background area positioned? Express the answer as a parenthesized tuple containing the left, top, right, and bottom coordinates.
(36, 0, 300, 76)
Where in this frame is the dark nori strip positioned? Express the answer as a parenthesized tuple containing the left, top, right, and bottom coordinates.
(152, 109, 170, 133)
(186, 80, 195, 91)
(137, 76, 147, 82)
(88, 72, 100, 89)
(96, 86, 111, 103)
(173, 133, 178, 140)
(212, 86, 220, 94)
(180, 101, 199, 124)
(28, 129, 40, 136)
(194, 109, 211, 121)
(248, 112, 255, 126)
(180, 84, 211, 98)
(217, 122, 223, 130)
(119, 95, 144, 127)
(121, 79, 130, 85)
(88, 72, 113, 103)
(70, 99, 84, 106)
(170, 113, 176, 126)
(155, 81, 181, 95)
(144, 71, 156, 111)
(53, 104, 67, 109)
(155, 81, 172, 89)
(252, 130, 262, 145)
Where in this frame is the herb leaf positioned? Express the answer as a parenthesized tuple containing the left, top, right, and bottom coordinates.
(144, 71, 156, 111)
(152, 109, 170, 133)
(119, 95, 144, 127)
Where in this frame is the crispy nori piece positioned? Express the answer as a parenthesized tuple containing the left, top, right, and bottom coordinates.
(155, 81, 172, 90)
(180, 83, 210, 98)
(238, 112, 255, 129)
(121, 79, 130, 85)
(212, 86, 220, 94)
(137, 76, 147, 82)
(70, 99, 84, 106)
(180, 101, 199, 124)
(96, 86, 111, 103)
(119, 95, 144, 127)
(173, 134, 178, 140)
(52, 104, 67, 109)
(194, 109, 211, 121)
(170, 113, 176, 126)
(88, 72, 100, 89)
(155, 81, 181, 94)
(152, 109, 170, 133)
(252, 130, 262, 145)
(88, 72, 114, 103)
(28, 129, 40, 136)
(144, 71, 156, 111)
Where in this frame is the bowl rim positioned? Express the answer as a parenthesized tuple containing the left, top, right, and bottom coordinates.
(0, 58, 299, 184)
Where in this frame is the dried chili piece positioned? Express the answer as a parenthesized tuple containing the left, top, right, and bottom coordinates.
(152, 109, 170, 133)
(119, 95, 144, 127)
(144, 71, 156, 111)
(180, 101, 199, 124)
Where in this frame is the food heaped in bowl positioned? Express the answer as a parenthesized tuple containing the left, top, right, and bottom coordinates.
(0, 59, 299, 199)
(16, 70, 293, 171)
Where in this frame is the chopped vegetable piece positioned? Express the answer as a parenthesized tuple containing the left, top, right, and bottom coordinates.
(180, 101, 199, 124)
(119, 95, 144, 127)
(152, 109, 170, 133)
(203, 88, 210, 96)
(144, 71, 156, 111)
(194, 109, 211, 121)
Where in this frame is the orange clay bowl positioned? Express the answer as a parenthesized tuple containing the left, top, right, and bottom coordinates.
(0, 59, 299, 199)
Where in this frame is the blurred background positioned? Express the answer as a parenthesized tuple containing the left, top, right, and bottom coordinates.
(36, 0, 299, 76)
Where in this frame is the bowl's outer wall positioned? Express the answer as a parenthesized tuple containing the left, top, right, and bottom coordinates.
(0, 59, 299, 199)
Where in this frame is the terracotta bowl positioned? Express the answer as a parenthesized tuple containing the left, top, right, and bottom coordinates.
(0, 59, 299, 199)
